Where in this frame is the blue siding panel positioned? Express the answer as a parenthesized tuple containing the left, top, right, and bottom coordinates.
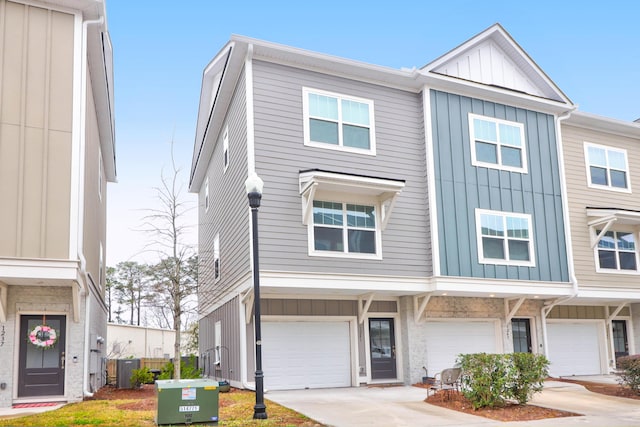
(431, 90, 569, 282)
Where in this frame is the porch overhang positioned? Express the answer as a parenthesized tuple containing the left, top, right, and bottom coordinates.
(299, 169, 405, 230)
(587, 208, 640, 248)
(0, 258, 84, 322)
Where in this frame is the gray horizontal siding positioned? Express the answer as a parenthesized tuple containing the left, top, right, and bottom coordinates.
(198, 68, 251, 314)
(252, 60, 430, 277)
(261, 298, 397, 316)
(432, 90, 568, 282)
(200, 296, 241, 382)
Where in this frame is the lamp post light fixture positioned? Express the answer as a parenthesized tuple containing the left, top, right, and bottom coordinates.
(245, 172, 267, 420)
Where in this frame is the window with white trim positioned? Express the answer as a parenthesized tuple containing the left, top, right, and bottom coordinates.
(214, 320, 221, 365)
(469, 113, 527, 173)
(204, 177, 210, 213)
(584, 143, 630, 191)
(98, 149, 103, 201)
(312, 201, 379, 256)
(223, 126, 229, 173)
(99, 243, 104, 290)
(303, 88, 375, 154)
(596, 230, 638, 271)
(476, 209, 535, 266)
(213, 233, 220, 280)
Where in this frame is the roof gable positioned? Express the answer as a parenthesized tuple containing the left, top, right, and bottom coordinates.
(423, 24, 570, 104)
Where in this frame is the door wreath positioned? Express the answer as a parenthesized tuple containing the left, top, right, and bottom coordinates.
(28, 324, 57, 349)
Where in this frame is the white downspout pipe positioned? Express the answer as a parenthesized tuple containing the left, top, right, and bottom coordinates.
(540, 107, 577, 360)
(80, 15, 104, 399)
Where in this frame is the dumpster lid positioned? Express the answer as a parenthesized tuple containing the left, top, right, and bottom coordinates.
(155, 379, 219, 389)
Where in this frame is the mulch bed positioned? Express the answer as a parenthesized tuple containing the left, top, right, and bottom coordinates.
(554, 378, 640, 400)
(423, 390, 579, 422)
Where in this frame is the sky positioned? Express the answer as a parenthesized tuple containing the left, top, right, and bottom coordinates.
(104, 0, 640, 267)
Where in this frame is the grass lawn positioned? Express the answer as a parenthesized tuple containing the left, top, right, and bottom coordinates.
(0, 388, 321, 427)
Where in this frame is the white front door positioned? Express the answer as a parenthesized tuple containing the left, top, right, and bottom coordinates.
(262, 321, 351, 390)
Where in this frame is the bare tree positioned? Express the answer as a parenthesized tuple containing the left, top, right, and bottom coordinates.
(139, 142, 197, 379)
(105, 266, 116, 323)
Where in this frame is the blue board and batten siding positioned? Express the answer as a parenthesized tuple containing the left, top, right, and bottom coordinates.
(431, 90, 569, 282)
(252, 60, 431, 277)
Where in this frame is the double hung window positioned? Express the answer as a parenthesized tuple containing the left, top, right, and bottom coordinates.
(585, 143, 629, 191)
(303, 88, 375, 154)
(476, 209, 534, 266)
(312, 201, 378, 256)
(596, 230, 637, 271)
(469, 114, 527, 173)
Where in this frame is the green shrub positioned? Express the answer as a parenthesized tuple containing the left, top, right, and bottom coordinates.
(457, 353, 509, 409)
(507, 353, 549, 404)
(130, 367, 154, 388)
(158, 355, 202, 380)
(457, 353, 549, 409)
(616, 355, 640, 394)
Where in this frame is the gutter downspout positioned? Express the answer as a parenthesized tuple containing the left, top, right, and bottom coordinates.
(240, 43, 256, 391)
(540, 107, 577, 359)
(80, 15, 105, 399)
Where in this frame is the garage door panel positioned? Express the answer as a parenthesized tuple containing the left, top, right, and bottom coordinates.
(547, 322, 602, 377)
(262, 321, 351, 390)
(424, 321, 498, 376)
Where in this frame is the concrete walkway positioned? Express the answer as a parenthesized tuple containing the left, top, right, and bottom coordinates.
(267, 379, 640, 427)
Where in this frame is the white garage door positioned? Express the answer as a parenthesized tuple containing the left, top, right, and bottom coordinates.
(424, 321, 498, 376)
(547, 322, 603, 377)
(262, 321, 351, 390)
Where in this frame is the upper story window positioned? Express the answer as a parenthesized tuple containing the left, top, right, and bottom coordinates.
(204, 177, 210, 213)
(476, 209, 535, 267)
(312, 201, 378, 256)
(223, 126, 229, 173)
(303, 88, 375, 155)
(584, 143, 630, 192)
(213, 233, 220, 281)
(98, 149, 103, 201)
(299, 170, 405, 260)
(596, 230, 637, 272)
(469, 114, 527, 173)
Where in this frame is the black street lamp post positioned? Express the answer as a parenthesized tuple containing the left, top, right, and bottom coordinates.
(245, 172, 267, 420)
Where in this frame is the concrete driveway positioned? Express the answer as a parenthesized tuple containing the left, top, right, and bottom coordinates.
(267, 381, 640, 427)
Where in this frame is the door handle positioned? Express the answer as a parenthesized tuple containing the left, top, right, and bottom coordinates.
(392, 346, 396, 358)
(60, 352, 65, 370)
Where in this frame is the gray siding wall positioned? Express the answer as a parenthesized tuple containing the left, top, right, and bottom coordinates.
(431, 90, 568, 282)
(252, 60, 430, 277)
(199, 296, 241, 383)
(198, 68, 251, 315)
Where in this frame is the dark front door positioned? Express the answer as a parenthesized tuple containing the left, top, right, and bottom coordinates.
(612, 320, 629, 366)
(512, 318, 532, 353)
(19, 315, 66, 397)
(369, 318, 396, 380)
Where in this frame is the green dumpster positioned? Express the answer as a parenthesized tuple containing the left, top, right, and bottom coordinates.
(155, 379, 219, 425)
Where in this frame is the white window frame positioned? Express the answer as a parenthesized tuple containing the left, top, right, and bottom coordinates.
(99, 243, 104, 290)
(475, 209, 535, 267)
(308, 198, 382, 260)
(98, 148, 103, 201)
(469, 113, 528, 173)
(213, 233, 220, 281)
(214, 321, 222, 365)
(223, 126, 229, 173)
(584, 142, 631, 193)
(593, 228, 639, 274)
(302, 87, 376, 155)
(204, 177, 210, 213)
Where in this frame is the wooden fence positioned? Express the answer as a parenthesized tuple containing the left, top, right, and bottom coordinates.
(106, 358, 169, 385)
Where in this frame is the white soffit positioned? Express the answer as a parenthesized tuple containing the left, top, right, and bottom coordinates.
(423, 24, 570, 104)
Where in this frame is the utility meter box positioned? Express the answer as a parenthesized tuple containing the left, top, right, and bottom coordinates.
(155, 379, 219, 425)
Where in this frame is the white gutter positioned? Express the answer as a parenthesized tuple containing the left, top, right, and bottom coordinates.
(80, 15, 104, 399)
(240, 44, 256, 391)
(540, 107, 577, 359)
